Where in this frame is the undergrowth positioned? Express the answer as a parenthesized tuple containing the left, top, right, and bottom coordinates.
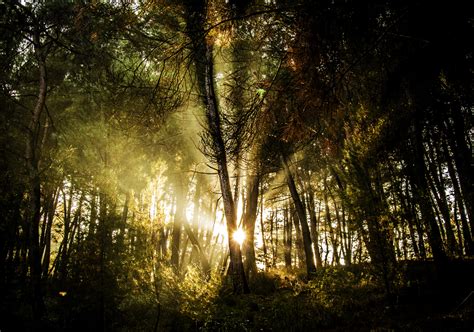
(151, 261, 474, 331)
(12, 261, 469, 331)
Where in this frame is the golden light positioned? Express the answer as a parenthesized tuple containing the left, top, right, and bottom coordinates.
(232, 228, 246, 246)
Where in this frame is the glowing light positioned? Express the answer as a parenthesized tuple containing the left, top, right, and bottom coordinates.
(149, 190, 156, 220)
(59, 291, 67, 297)
(214, 223, 227, 237)
(232, 228, 246, 246)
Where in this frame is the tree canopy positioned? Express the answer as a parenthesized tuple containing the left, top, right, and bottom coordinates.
(0, 0, 473, 330)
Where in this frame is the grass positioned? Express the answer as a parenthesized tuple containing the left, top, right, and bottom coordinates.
(1, 260, 473, 331)
(165, 260, 474, 331)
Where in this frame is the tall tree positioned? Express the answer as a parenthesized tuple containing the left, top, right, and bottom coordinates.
(182, 0, 249, 294)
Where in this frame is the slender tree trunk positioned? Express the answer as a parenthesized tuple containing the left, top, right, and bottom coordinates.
(98, 189, 108, 332)
(330, 193, 341, 265)
(408, 119, 446, 263)
(189, 175, 202, 264)
(292, 205, 306, 269)
(426, 140, 457, 255)
(183, 220, 211, 278)
(171, 177, 187, 272)
(274, 210, 279, 267)
(452, 200, 464, 256)
(405, 178, 427, 259)
(306, 188, 323, 268)
(444, 140, 473, 255)
(392, 169, 420, 259)
(281, 155, 316, 277)
(59, 185, 73, 282)
(269, 211, 275, 267)
(342, 207, 353, 265)
(283, 205, 292, 269)
(445, 111, 473, 228)
(243, 174, 259, 278)
(259, 184, 269, 271)
(25, 28, 47, 321)
(184, 2, 248, 292)
(41, 187, 59, 277)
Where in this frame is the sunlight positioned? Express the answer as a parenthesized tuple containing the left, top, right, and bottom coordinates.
(232, 228, 246, 246)
(149, 190, 157, 221)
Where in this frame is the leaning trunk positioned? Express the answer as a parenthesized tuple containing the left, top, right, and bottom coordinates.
(281, 155, 316, 277)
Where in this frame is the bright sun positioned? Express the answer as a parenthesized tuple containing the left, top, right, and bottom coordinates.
(232, 228, 246, 246)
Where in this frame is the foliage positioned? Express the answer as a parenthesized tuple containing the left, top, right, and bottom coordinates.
(197, 267, 390, 331)
(0, 0, 473, 330)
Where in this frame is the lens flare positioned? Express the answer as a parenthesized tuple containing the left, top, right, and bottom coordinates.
(232, 228, 246, 246)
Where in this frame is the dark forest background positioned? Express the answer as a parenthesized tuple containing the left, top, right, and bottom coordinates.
(0, 0, 473, 330)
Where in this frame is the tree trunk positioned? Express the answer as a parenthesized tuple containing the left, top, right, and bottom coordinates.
(25, 28, 47, 321)
(184, 2, 248, 293)
(58, 185, 73, 282)
(408, 118, 446, 263)
(259, 184, 269, 271)
(445, 110, 473, 229)
(444, 139, 473, 255)
(306, 186, 323, 268)
(171, 177, 187, 272)
(41, 186, 59, 277)
(243, 174, 259, 278)
(426, 139, 457, 255)
(283, 205, 292, 269)
(329, 192, 341, 265)
(281, 155, 316, 277)
(189, 175, 202, 264)
(292, 205, 306, 269)
(183, 221, 211, 279)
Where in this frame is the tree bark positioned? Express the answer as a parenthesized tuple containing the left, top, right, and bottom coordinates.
(25, 27, 47, 321)
(184, 1, 248, 293)
(283, 205, 292, 269)
(409, 119, 446, 263)
(426, 138, 458, 255)
(446, 110, 473, 229)
(306, 184, 323, 268)
(281, 155, 316, 277)
(444, 139, 473, 255)
(243, 174, 259, 278)
(259, 184, 269, 271)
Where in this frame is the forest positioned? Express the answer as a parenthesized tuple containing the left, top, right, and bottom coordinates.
(0, 0, 473, 330)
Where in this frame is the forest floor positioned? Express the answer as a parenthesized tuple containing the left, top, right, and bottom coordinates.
(2, 260, 474, 331)
(157, 260, 474, 331)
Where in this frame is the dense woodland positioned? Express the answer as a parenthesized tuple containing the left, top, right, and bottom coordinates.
(0, 0, 473, 330)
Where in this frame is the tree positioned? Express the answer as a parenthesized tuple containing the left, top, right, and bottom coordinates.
(182, 0, 249, 294)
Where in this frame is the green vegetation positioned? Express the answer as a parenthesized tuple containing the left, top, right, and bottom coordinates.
(7, 261, 472, 331)
(0, 0, 473, 330)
